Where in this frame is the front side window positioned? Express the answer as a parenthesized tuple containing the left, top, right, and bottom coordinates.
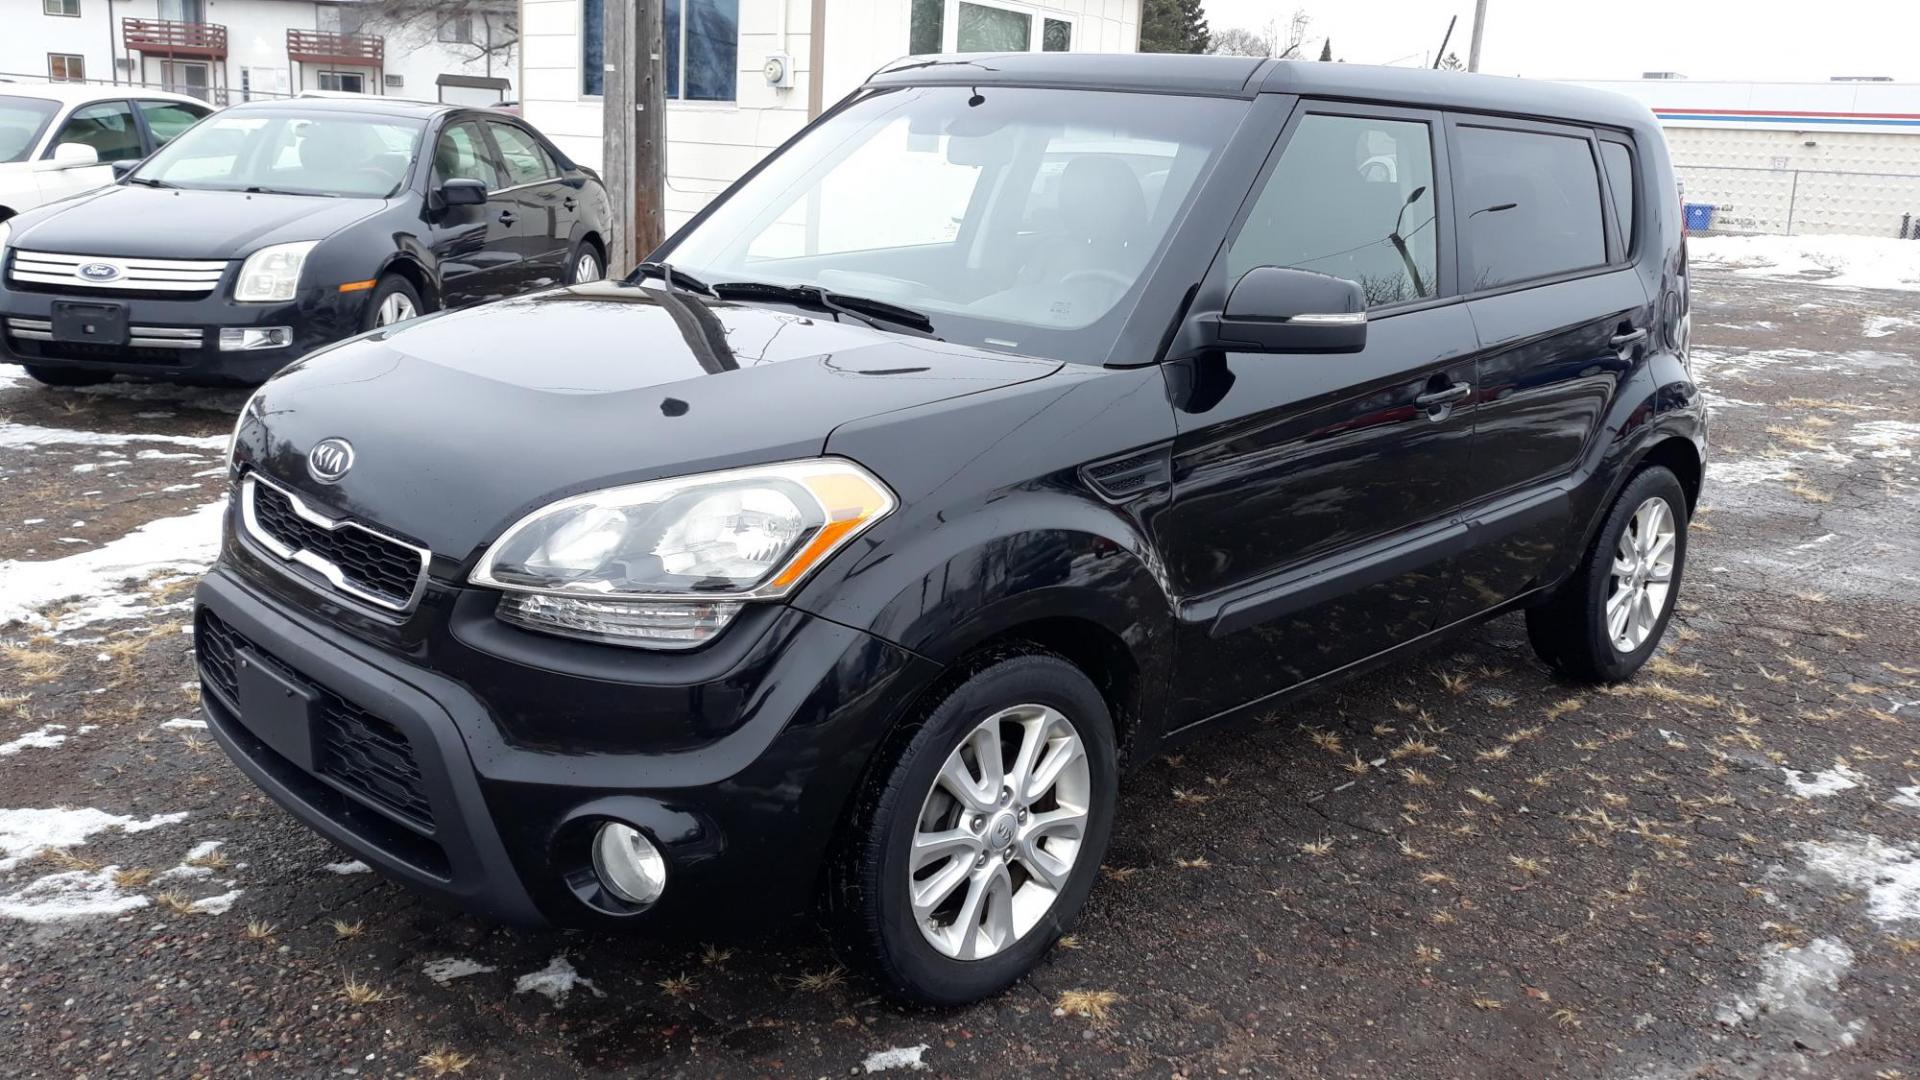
(486, 122, 554, 186)
(48, 54, 87, 82)
(131, 110, 423, 197)
(1455, 125, 1606, 290)
(51, 100, 142, 161)
(431, 121, 501, 189)
(1227, 113, 1439, 308)
(581, 0, 738, 102)
(0, 95, 62, 163)
(666, 85, 1247, 362)
(138, 99, 211, 145)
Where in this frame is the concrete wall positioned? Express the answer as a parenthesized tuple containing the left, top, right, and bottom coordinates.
(522, 0, 1142, 234)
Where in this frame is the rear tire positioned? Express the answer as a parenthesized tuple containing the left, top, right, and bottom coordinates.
(830, 652, 1117, 1006)
(1527, 465, 1689, 683)
(566, 238, 605, 285)
(23, 364, 111, 388)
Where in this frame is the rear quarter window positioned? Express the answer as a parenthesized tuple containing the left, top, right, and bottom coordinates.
(1454, 124, 1606, 290)
(1599, 140, 1636, 254)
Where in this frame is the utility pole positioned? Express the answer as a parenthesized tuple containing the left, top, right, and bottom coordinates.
(1467, 0, 1488, 72)
(602, 0, 667, 273)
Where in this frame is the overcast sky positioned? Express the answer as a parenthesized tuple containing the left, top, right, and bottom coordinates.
(1197, 0, 1920, 83)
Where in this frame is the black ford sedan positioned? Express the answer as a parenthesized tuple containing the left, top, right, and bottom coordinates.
(0, 97, 610, 386)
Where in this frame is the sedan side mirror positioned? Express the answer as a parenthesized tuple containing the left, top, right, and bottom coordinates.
(1214, 266, 1368, 354)
(34, 142, 100, 171)
(111, 159, 139, 180)
(439, 178, 488, 207)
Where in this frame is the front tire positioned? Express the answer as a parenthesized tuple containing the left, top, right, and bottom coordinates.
(831, 652, 1117, 1006)
(23, 364, 111, 388)
(362, 274, 425, 332)
(1527, 465, 1689, 682)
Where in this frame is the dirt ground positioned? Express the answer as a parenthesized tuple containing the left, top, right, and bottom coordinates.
(2, 266, 1918, 1079)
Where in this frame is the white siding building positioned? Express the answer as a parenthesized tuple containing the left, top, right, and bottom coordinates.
(6, 0, 516, 106)
(520, 0, 1143, 231)
(1572, 79, 1920, 237)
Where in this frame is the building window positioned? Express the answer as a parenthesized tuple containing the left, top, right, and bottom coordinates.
(582, 0, 739, 102)
(44, 0, 82, 17)
(48, 54, 86, 82)
(438, 15, 474, 44)
(909, 1, 1074, 55)
(158, 0, 205, 21)
(317, 70, 367, 94)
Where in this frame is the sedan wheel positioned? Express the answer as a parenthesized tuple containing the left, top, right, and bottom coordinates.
(574, 250, 603, 284)
(1605, 496, 1678, 653)
(375, 292, 417, 327)
(910, 703, 1090, 961)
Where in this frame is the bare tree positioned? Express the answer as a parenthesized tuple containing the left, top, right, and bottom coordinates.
(1206, 9, 1313, 59)
(352, 0, 519, 75)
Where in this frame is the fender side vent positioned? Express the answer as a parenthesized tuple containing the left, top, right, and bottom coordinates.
(1082, 449, 1171, 502)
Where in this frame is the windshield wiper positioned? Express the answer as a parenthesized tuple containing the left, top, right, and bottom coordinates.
(711, 281, 936, 337)
(629, 260, 716, 297)
(243, 186, 335, 198)
(123, 176, 172, 189)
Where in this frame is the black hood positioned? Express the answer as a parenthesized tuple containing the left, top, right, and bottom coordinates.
(11, 186, 384, 259)
(235, 283, 1062, 558)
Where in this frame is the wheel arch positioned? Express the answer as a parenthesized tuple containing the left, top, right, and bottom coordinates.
(376, 255, 438, 311)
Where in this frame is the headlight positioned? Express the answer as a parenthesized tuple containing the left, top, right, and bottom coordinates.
(470, 459, 895, 649)
(233, 241, 318, 302)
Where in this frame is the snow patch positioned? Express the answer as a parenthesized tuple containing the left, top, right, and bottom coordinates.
(1691, 234, 1920, 292)
(0, 807, 187, 870)
(1706, 457, 1796, 488)
(0, 867, 149, 923)
(422, 957, 497, 985)
(189, 889, 242, 915)
(1892, 786, 1920, 811)
(1799, 833, 1920, 927)
(513, 955, 603, 1004)
(1712, 938, 1860, 1051)
(160, 717, 207, 731)
(1780, 763, 1867, 798)
(1848, 420, 1920, 460)
(863, 1045, 930, 1073)
(323, 859, 370, 875)
(0, 424, 227, 451)
(0, 500, 225, 630)
(0, 724, 71, 756)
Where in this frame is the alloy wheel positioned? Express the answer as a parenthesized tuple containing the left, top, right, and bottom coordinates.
(575, 252, 602, 283)
(376, 293, 417, 327)
(1605, 496, 1678, 653)
(909, 704, 1090, 960)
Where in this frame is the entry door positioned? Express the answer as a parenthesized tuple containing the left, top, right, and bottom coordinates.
(427, 120, 514, 306)
(485, 120, 574, 288)
(1440, 117, 1649, 617)
(1157, 104, 1480, 727)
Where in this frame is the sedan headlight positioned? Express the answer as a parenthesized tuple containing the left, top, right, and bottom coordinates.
(470, 459, 895, 648)
(234, 241, 319, 302)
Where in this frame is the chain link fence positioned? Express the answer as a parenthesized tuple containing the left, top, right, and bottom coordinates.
(1677, 163, 1920, 238)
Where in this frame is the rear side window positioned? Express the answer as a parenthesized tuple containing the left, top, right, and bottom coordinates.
(1227, 113, 1439, 308)
(1454, 125, 1605, 290)
(138, 99, 211, 147)
(1599, 140, 1636, 254)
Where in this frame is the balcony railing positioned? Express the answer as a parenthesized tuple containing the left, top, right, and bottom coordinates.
(286, 29, 384, 67)
(123, 18, 229, 59)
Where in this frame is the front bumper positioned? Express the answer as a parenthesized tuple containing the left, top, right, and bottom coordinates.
(193, 544, 937, 933)
(0, 282, 361, 383)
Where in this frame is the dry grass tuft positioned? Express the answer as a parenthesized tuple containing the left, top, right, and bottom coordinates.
(1508, 856, 1547, 878)
(338, 974, 386, 1005)
(1308, 729, 1343, 754)
(1175, 855, 1212, 870)
(1, 642, 65, 685)
(1471, 996, 1504, 1011)
(794, 966, 846, 993)
(1172, 787, 1213, 805)
(1056, 988, 1121, 1024)
(112, 867, 156, 889)
(154, 890, 195, 915)
(701, 944, 733, 967)
(418, 1047, 475, 1076)
(1436, 670, 1471, 695)
(1415, 943, 1443, 963)
(1476, 744, 1512, 763)
(244, 919, 278, 942)
(1400, 767, 1434, 786)
(1300, 837, 1334, 858)
(1392, 737, 1440, 759)
(658, 973, 697, 998)
(332, 919, 364, 939)
(1344, 754, 1371, 776)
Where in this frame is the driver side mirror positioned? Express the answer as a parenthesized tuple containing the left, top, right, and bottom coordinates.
(1211, 266, 1368, 354)
(111, 159, 139, 180)
(34, 142, 100, 172)
(439, 178, 488, 207)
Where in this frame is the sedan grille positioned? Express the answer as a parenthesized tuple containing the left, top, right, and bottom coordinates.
(7, 250, 230, 296)
(6, 317, 203, 350)
(240, 473, 430, 613)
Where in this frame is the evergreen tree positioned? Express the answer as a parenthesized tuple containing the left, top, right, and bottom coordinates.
(1140, 0, 1211, 54)
(1318, 39, 1333, 62)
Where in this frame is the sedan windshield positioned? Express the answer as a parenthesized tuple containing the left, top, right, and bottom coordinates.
(129, 110, 423, 197)
(0, 95, 61, 164)
(662, 85, 1247, 363)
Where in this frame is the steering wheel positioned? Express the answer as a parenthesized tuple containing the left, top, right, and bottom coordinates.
(1058, 268, 1134, 292)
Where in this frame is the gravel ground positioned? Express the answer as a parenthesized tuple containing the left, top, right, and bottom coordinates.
(2, 267, 1918, 1078)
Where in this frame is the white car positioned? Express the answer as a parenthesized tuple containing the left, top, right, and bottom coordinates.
(0, 83, 215, 223)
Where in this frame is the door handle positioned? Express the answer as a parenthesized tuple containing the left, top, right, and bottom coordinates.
(563, 197, 577, 211)
(497, 210, 517, 225)
(1415, 382, 1472, 410)
(1610, 327, 1648, 349)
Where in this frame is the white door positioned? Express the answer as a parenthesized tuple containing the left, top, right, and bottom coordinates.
(35, 100, 142, 205)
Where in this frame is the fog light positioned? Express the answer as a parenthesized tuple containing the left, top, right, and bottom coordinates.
(591, 822, 667, 905)
(219, 326, 294, 351)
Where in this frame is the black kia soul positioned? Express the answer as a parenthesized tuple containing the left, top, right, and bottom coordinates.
(197, 55, 1703, 1005)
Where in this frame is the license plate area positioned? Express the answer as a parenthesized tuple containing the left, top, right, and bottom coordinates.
(51, 300, 129, 346)
(235, 649, 320, 771)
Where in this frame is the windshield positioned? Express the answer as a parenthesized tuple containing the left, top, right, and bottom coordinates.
(662, 85, 1246, 362)
(0, 95, 61, 164)
(129, 110, 423, 197)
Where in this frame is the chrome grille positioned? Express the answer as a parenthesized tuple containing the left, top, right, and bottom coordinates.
(239, 473, 431, 613)
(7, 250, 230, 295)
(5, 317, 203, 349)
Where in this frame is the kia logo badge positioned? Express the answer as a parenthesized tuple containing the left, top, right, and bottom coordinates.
(77, 261, 123, 282)
(307, 438, 354, 484)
